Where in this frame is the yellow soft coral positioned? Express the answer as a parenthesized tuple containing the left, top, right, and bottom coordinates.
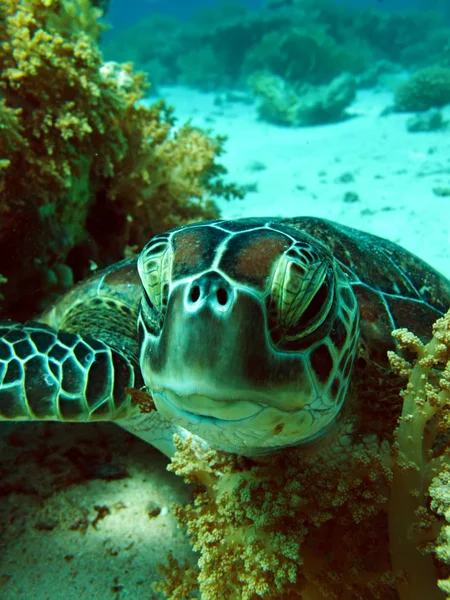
(160, 433, 396, 599)
(387, 312, 450, 600)
(157, 310, 450, 599)
(0, 0, 240, 319)
(103, 89, 229, 244)
(0, 0, 221, 243)
(430, 469, 450, 598)
(1, 0, 115, 201)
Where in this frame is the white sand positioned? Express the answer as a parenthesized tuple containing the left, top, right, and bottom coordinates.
(0, 422, 193, 600)
(0, 85, 449, 600)
(160, 85, 450, 278)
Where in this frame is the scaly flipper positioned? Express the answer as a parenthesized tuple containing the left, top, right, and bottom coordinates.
(0, 320, 139, 422)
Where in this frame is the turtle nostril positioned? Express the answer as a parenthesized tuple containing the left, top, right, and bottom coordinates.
(190, 285, 200, 303)
(216, 287, 228, 306)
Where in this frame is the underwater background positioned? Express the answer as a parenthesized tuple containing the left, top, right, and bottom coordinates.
(107, 0, 450, 33)
(1, 1, 450, 599)
(2, 0, 450, 322)
(101, 0, 450, 280)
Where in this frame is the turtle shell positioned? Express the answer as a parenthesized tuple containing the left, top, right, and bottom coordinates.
(283, 217, 450, 366)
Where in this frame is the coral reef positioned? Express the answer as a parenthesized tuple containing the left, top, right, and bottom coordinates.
(101, 0, 450, 129)
(251, 72, 356, 126)
(155, 309, 450, 599)
(177, 45, 227, 91)
(295, 72, 356, 125)
(0, 0, 241, 319)
(103, 0, 450, 94)
(351, 6, 447, 66)
(395, 66, 450, 112)
(249, 72, 300, 125)
(242, 26, 367, 86)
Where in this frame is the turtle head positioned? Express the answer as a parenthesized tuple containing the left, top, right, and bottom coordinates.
(137, 219, 359, 456)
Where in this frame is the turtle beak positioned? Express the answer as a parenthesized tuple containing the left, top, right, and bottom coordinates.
(184, 271, 235, 318)
(139, 267, 312, 410)
(142, 270, 262, 395)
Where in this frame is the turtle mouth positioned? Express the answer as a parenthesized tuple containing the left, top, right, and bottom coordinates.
(152, 388, 264, 424)
(150, 386, 345, 457)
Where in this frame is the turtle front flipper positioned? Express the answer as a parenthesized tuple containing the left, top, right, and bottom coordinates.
(0, 321, 139, 422)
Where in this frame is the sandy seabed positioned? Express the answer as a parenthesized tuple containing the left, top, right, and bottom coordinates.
(0, 85, 449, 600)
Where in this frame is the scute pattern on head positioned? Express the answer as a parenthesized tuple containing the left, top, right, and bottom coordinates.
(172, 226, 228, 279)
(137, 217, 360, 455)
(219, 229, 289, 289)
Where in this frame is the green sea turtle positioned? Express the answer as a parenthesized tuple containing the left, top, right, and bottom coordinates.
(0, 217, 449, 457)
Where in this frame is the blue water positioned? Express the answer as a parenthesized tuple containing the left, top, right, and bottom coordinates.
(108, 0, 447, 33)
(108, 0, 263, 30)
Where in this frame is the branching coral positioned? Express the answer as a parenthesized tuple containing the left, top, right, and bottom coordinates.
(155, 310, 450, 599)
(0, 0, 241, 319)
(1, 0, 113, 240)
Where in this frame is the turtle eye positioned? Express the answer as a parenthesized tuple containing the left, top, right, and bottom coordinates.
(138, 238, 170, 317)
(268, 245, 335, 345)
(285, 273, 332, 336)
